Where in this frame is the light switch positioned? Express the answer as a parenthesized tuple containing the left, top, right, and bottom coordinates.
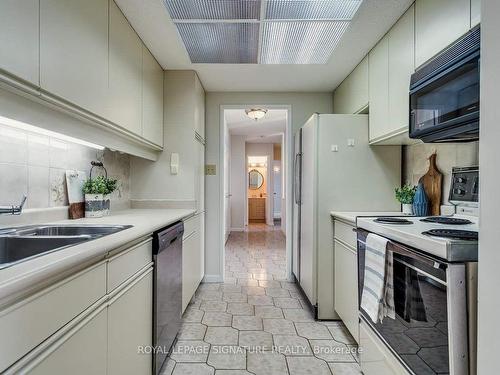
(170, 153, 179, 174)
(347, 138, 355, 147)
(205, 164, 217, 175)
(331, 145, 339, 152)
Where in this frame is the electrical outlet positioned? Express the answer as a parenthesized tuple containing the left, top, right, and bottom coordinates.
(205, 164, 216, 175)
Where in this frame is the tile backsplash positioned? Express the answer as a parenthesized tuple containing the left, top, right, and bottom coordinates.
(403, 141, 479, 205)
(0, 124, 130, 209)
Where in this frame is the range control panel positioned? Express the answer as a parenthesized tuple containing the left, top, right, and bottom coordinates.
(449, 166, 479, 204)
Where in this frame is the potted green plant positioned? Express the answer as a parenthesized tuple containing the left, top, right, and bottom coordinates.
(102, 177, 118, 216)
(395, 184, 417, 215)
(83, 175, 107, 218)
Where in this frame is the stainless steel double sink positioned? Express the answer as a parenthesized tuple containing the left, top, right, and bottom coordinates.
(0, 224, 132, 270)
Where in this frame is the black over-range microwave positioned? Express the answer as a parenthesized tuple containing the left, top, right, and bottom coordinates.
(409, 26, 480, 142)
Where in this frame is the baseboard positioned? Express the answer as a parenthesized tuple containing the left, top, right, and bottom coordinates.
(230, 227, 245, 232)
(273, 212, 281, 219)
(202, 274, 223, 283)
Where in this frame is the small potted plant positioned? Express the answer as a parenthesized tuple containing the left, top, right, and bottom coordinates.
(103, 177, 118, 216)
(83, 175, 107, 218)
(395, 184, 417, 215)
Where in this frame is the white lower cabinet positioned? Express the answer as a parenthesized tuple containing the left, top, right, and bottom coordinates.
(334, 239, 359, 343)
(1, 240, 154, 374)
(108, 270, 153, 375)
(27, 308, 108, 375)
(182, 213, 204, 313)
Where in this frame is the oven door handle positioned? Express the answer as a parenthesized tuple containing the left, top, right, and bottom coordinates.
(354, 228, 447, 269)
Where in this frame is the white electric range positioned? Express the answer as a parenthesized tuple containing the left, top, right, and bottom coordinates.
(357, 166, 479, 262)
(356, 166, 479, 375)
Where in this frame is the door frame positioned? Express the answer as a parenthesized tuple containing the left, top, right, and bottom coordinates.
(219, 104, 293, 282)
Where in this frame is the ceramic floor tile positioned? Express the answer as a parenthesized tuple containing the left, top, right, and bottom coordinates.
(200, 301, 228, 312)
(239, 330, 273, 350)
(325, 325, 357, 345)
(309, 340, 356, 362)
(254, 306, 284, 319)
(203, 312, 233, 327)
(197, 290, 224, 301)
(265, 287, 291, 298)
(258, 280, 282, 288)
(227, 302, 254, 316)
(232, 316, 263, 331)
(263, 318, 296, 335)
(237, 278, 259, 287)
(273, 297, 302, 309)
(273, 335, 313, 356)
(183, 308, 205, 323)
(286, 356, 331, 375)
(178, 323, 207, 340)
(215, 370, 254, 375)
(247, 352, 288, 375)
(241, 286, 266, 296)
(172, 363, 215, 375)
(223, 293, 248, 303)
(171, 341, 210, 363)
(207, 346, 246, 370)
(159, 358, 176, 375)
(328, 362, 362, 374)
(295, 322, 333, 340)
(205, 327, 239, 345)
(282, 308, 314, 322)
(221, 284, 242, 293)
(248, 295, 275, 306)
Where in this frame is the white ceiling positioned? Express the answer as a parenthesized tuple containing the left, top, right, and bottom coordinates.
(226, 109, 286, 142)
(115, 0, 413, 92)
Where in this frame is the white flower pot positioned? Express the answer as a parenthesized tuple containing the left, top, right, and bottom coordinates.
(402, 203, 413, 215)
(85, 194, 105, 218)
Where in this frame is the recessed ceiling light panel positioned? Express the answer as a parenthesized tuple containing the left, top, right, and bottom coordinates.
(176, 23, 259, 63)
(260, 21, 349, 64)
(164, 0, 261, 20)
(265, 0, 362, 20)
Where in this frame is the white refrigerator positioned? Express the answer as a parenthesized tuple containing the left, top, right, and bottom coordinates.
(293, 114, 401, 319)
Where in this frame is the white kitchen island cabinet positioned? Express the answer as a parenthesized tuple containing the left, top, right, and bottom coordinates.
(0, 0, 39, 86)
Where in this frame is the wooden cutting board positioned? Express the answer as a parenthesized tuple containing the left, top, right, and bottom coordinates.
(419, 153, 443, 216)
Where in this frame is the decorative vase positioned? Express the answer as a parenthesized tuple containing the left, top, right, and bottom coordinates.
(85, 193, 104, 218)
(103, 194, 111, 216)
(402, 203, 413, 215)
(413, 183, 429, 217)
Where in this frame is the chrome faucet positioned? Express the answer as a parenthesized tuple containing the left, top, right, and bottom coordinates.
(0, 195, 27, 215)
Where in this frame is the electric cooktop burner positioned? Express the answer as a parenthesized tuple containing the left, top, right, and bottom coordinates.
(374, 217, 413, 225)
(420, 216, 473, 225)
(423, 229, 478, 240)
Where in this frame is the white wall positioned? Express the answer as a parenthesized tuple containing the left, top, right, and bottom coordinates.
(246, 143, 274, 225)
(477, 1, 500, 373)
(130, 71, 204, 208)
(205, 92, 333, 280)
(229, 135, 246, 230)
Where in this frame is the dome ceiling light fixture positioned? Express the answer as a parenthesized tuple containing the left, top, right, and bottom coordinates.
(245, 108, 268, 121)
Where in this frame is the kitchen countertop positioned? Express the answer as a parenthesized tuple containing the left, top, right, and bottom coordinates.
(0, 208, 195, 307)
(331, 211, 403, 224)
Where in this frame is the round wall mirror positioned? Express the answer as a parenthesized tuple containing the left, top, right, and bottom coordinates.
(248, 169, 264, 190)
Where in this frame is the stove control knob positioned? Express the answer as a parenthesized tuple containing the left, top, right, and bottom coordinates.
(454, 188, 466, 195)
(456, 177, 467, 183)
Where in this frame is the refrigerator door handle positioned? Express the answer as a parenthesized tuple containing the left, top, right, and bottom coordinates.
(294, 153, 301, 204)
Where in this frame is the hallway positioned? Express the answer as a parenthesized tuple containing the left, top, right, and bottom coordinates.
(163, 225, 361, 375)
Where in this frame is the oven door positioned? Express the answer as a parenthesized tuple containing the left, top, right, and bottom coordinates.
(357, 230, 469, 375)
(409, 53, 479, 142)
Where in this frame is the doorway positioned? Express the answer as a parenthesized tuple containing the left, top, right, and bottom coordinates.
(220, 105, 292, 281)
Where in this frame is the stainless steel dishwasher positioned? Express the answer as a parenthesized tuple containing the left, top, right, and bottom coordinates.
(152, 221, 184, 375)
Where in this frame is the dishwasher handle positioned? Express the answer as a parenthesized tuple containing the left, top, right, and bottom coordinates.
(153, 222, 184, 255)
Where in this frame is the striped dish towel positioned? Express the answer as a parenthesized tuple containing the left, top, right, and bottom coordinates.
(361, 233, 395, 323)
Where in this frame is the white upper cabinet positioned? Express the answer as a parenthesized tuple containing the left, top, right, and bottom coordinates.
(368, 35, 389, 142)
(194, 75, 206, 139)
(415, 0, 470, 67)
(0, 0, 39, 86)
(108, 0, 143, 136)
(387, 5, 415, 137)
(471, 0, 481, 27)
(142, 45, 164, 146)
(40, 0, 108, 118)
(333, 56, 369, 114)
